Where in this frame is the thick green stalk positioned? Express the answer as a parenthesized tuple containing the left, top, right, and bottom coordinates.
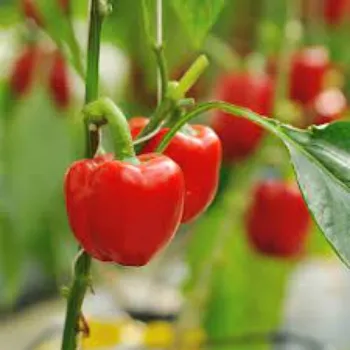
(61, 253, 91, 350)
(134, 55, 209, 153)
(84, 0, 104, 158)
(141, 0, 168, 102)
(61, 1, 104, 349)
(83, 97, 137, 162)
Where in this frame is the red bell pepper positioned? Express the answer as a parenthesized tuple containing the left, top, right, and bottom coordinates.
(290, 47, 329, 105)
(130, 117, 222, 223)
(210, 72, 274, 162)
(64, 98, 185, 266)
(245, 179, 310, 258)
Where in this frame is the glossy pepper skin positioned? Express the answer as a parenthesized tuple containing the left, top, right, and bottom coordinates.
(129, 117, 222, 223)
(22, 0, 69, 26)
(290, 47, 329, 105)
(65, 153, 185, 266)
(64, 154, 113, 261)
(210, 72, 274, 162)
(245, 180, 310, 258)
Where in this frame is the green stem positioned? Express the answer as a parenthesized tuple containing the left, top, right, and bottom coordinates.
(61, 1, 105, 349)
(84, 0, 104, 158)
(141, 0, 168, 102)
(66, 20, 86, 80)
(156, 101, 279, 153)
(134, 55, 209, 153)
(61, 252, 91, 350)
(134, 98, 174, 153)
(175, 55, 209, 99)
(83, 97, 137, 162)
(153, 44, 168, 101)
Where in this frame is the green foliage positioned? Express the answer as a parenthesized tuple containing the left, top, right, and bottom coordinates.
(170, 0, 227, 47)
(278, 122, 350, 267)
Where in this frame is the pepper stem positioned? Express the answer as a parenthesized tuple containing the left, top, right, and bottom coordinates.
(61, 1, 107, 349)
(156, 101, 279, 153)
(169, 55, 210, 100)
(83, 97, 137, 162)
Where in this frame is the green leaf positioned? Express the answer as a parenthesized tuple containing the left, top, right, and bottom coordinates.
(170, 0, 227, 47)
(276, 122, 350, 267)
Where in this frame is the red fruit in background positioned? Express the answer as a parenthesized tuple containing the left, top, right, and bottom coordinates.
(65, 153, 185, 266)
(22, 0, 69, 26)
(312, 88, 347, 125)
(324, 0, 350, 25)
(49, 51, 70, 109)
(210, 72, 274, 162)
(129, 117, 222, 223)
(10, 46, 70, 109)
(10, 46, 39, 96)
(246, 180, 310, 258)
(290, 47, 329, 105)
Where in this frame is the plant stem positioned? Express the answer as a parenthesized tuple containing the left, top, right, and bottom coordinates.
(133, 98, 174, 153)
(61, 1, 104, 349)
(153, 44, 168, 102)
(83, 98, 137, 162)
(156, 101, 279, 153)
(175, 55, 209, 99)
(85, 0, 104, 158)
(66, 20, 86, 80)
(134, 55, 209, 153)
(141, 0, 168, 103)
(61, 252, 91, 350)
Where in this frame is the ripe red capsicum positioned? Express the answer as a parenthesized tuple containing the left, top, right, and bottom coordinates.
(64, 98, 185, 266)
(129, 117, 222, 223)
(290, 47, 329, 105)
(245, 179, 310, 258)
(210, 72, 274, 162)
